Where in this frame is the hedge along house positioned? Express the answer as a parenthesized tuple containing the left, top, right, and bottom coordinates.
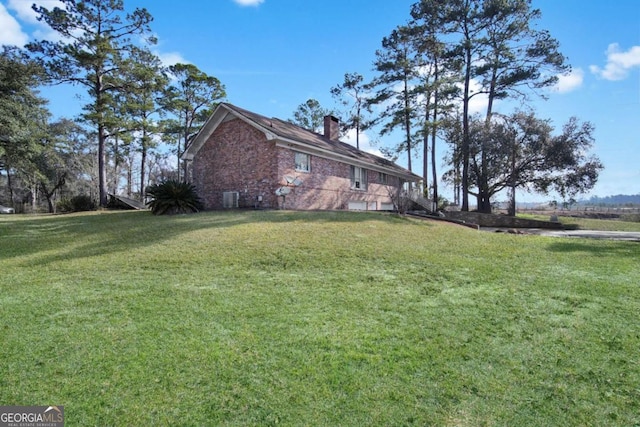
(181, 103, 422, 211)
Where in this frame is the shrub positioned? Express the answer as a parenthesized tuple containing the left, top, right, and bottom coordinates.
(58, 195, 96, 213)
(146, 180, 203, 215)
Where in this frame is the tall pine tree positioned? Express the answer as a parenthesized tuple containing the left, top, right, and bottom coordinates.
(27, 0, 154, 207)
(369, 27, 420, 173)
(124, 47, 168, 200)
(331, 72, 371, 150)
(161, 63, 225, 181)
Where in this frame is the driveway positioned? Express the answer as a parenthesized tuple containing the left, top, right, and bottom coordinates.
(483, 228, 640, 242)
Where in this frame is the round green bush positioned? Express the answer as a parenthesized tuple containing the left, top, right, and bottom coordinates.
(58, 194, 97, 213)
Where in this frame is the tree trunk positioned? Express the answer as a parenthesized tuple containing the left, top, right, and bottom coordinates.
(140, 129, 147, 202)
(478, 192, 491, 213)
(508, 188, 516, 217)
(31, 181, 37, 212)
(508, 138, 518, 216)
(476, 65, 499, 215)
(431, 60, 439, 211)
(403, 75, 412, 173)
(422, 126, 428, 197)
(6, 167, 15, 207)
(454, 142, 461, 207)
(181, 112, 190, 182)
(98, 124, 108, 207)
(355, 104, 361, 150)
(96, 70, 108, 207)
(42, 184, 55, 214)
(461, 23, 473, 212)
(127, 157, 133, 197)
(461, 58, 471, 211)
(423, 95, 430, 197)
(479, 156, 489, 211)
(111, 133, 119, 194)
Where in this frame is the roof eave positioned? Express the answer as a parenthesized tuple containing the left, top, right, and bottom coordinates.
(182, 103, 421, 182)
(182, 103, 278, 161)
(181, 103, 228, 161)
(275, 138, 420, 182)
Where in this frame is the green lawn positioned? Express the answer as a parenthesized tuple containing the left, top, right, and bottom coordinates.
(518, 212, 640, 232)
(1, 210, 639, 426)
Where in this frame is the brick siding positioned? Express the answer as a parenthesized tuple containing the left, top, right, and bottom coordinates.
(276, 151, 399, 210)
(192, 118, 279, 209)
(192, 118, 400, 211)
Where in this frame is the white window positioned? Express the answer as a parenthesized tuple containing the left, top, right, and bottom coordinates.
(295, 152, 310, 172)
(379, 172, 388, 184)
(350, 166, 367, 190)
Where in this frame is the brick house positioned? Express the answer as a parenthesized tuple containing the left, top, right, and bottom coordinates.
(181, 103, 422, 210)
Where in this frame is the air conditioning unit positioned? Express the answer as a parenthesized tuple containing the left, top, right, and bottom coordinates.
(222, 191, 239, 208)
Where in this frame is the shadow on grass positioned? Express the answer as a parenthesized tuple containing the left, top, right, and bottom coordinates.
(561, 223, 580, 230)
(546, 240, 639, 258)
(1, 209, 424, 266)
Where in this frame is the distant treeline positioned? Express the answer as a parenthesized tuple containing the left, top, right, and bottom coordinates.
(583, 194, 640, 206)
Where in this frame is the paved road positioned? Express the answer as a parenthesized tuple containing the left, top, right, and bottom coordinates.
(483, 228, 640, 242)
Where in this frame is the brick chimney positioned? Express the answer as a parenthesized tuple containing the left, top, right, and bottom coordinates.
(324, 115, 339, 141)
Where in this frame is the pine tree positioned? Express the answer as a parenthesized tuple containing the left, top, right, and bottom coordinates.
(330, 72, 371, 150)
(161, 63, 225, 181)
(123, 47, 168, 200)
(369, 27, 419, 172)
(27, 0, 155, 207)
(0, 46, 49, 208)
(290, 99, 335, 133)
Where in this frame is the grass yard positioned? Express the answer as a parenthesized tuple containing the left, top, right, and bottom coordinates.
(1, 210, 639, 426)
(518, 212, 640, 232)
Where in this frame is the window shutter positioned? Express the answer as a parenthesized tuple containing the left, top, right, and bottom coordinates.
(362, 169, 368, 191)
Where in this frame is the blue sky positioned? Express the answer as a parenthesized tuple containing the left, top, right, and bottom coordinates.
(1, 0, 639, 202)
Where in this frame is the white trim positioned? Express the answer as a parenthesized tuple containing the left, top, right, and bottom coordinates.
(232, 114, 279, 141)
(350, 165, 367, 191)
(294, 151, 311, 173)
(182, 108, 230, 160)
(183, 104, 279, 160)
(275, 139, 416, 181)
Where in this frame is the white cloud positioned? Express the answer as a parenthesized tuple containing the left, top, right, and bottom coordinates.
(144, 33, 189, 68)
(156, 51, 188, 67)
(32, 27, 67, 43)
(0, 3, 29, 46)
(590, 43, 640, 81)
(466, 78, 489, 115)
(5, 0, 67, 43)
(554, 68, 584, 93)
(7, 0, 66, 24)
(233, 0, 265, 6)
(8, 0, 40, 23)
